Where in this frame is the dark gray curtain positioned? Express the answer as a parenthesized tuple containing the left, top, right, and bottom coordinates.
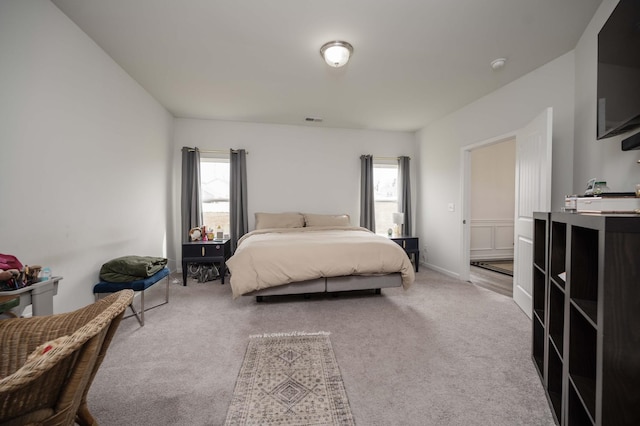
(230, 149, 248, 252)
(181, 147, 202, 242)
(398, 156, 412, 236)
(360, 155, 376, 231)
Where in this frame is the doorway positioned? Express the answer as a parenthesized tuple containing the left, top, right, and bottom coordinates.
(461, 137, 516, 296)
(468, 139, 516, 296)
(460, 108, 553, 318)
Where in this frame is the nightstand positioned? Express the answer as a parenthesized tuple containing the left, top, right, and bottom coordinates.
(182, 239, 231, 286)
(389, 236, 419, 272)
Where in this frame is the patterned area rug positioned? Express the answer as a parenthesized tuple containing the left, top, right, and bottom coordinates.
(225, 332, 355, 426)
(470, 259, 514, 276)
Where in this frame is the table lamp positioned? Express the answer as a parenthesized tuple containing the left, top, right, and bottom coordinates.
(392, 212, 405, 237)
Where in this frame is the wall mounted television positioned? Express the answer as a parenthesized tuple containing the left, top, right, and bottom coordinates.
(597, 0, 640, 149)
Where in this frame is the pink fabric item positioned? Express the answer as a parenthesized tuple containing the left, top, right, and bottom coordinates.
(0, 253, 23, 271)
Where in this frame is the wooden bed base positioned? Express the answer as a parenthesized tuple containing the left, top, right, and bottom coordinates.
(246, 273, 402, 302)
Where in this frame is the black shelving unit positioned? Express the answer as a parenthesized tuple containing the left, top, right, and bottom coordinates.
(532, 212, 640, 425)
(532, 212, 549, 382)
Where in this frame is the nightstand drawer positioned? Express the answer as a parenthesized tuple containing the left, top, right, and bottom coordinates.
(392, 237, 418, 251)
(183, 242, 227, 258)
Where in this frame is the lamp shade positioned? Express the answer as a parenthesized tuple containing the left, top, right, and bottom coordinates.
(320, 41, 353, 68)
(392, 212, 405, 225)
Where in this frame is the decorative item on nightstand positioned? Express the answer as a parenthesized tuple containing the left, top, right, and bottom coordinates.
(392, 212, 404, 237)
(189, 227, 202, 241)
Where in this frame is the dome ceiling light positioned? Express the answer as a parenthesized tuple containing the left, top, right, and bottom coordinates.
(490, 58, 507, 70)
(320, 41, 353, 68)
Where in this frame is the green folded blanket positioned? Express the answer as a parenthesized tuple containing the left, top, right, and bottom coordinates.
(99, 255, 168, 283)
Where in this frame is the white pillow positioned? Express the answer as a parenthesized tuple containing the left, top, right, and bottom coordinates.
(255, 212, 305, 230)
(304, 213, 351, 227)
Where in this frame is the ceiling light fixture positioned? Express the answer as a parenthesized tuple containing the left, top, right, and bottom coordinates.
(320, 41, 353, 68)
(490, 58, 506, 70)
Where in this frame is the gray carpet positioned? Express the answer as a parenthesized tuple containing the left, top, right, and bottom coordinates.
(87, 269, 554, 425)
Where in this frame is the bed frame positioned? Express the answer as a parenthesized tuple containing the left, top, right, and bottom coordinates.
(246, 273, 402, 302)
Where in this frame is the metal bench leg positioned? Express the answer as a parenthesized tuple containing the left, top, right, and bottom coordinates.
(96, 275, 170, 327)
(128, 275, 170, 326)
(140, 290, 145, 326)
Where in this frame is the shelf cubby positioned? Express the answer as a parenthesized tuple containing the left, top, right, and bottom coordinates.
(569, 226, 598, 325)
(534, 217, 547, 268)
(570, 298, 597, 328)
(568, 305, 596, 420)
(547, 343, 563, 423)
(548, 280, 564, 357)
(532, 314, 545, 378)
(533, 267, 546, 322)
(550, 221, 567, 289)
(568, 381, 594, 426)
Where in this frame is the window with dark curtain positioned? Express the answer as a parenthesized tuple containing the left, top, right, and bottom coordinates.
(181, 147, 202, 242)
(360, 155, 375, 231)
(398, 156, 412, 235)
(230, 149, 248, 252)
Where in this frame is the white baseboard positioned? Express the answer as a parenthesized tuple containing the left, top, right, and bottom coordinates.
(422, 262, 459, 280)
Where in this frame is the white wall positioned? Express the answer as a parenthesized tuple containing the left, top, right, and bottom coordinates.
(470, 140, 516, 220)
(170, 119, 417, 266)
(0, 0, 173, 313)
(574, 0, 640, 192)
(416, 52, 576, 277)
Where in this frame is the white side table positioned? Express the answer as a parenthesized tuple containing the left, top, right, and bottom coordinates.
(1, 277, 63, 316)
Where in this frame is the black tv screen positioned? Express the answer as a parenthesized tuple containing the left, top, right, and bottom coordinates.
(597, 0, 640, 140)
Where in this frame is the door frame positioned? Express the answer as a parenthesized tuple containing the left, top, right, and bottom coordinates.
(459, 130, 517, 282)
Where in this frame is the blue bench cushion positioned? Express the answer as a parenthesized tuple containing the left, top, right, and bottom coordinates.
(93, 267, 170, 293)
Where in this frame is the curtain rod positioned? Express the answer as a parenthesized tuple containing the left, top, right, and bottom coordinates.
(187, 148, 249, 155)
(187, 149, 405, 158)
(373, 156, 410, 160)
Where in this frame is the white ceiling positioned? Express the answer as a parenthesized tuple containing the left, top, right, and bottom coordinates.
(51, 0, 602, 132)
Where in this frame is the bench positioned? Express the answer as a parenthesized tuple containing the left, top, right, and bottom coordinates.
(93, 267, 170, 326)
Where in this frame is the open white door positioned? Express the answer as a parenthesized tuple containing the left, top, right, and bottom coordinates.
(513, 108, 553, 318)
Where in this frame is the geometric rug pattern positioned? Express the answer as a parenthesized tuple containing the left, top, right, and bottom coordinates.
(224, 332, 355, 425)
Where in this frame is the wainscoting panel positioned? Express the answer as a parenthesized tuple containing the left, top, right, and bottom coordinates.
(470, 219, 514, 260)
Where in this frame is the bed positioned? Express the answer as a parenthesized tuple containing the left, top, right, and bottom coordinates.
(226, 212, 415, 301)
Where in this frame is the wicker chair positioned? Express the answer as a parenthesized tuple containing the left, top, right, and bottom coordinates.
(0, 289, 134, 426)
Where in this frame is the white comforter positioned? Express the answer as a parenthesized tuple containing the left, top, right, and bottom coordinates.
(226, 226, 415, 298)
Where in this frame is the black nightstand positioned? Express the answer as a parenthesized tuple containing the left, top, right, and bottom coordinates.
(182, 239, 231, 286)
(389, 236, 419, 272)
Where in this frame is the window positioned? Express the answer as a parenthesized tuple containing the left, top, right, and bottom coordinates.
(200, 156, 230, 235)
(373, 161, 398, 235)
